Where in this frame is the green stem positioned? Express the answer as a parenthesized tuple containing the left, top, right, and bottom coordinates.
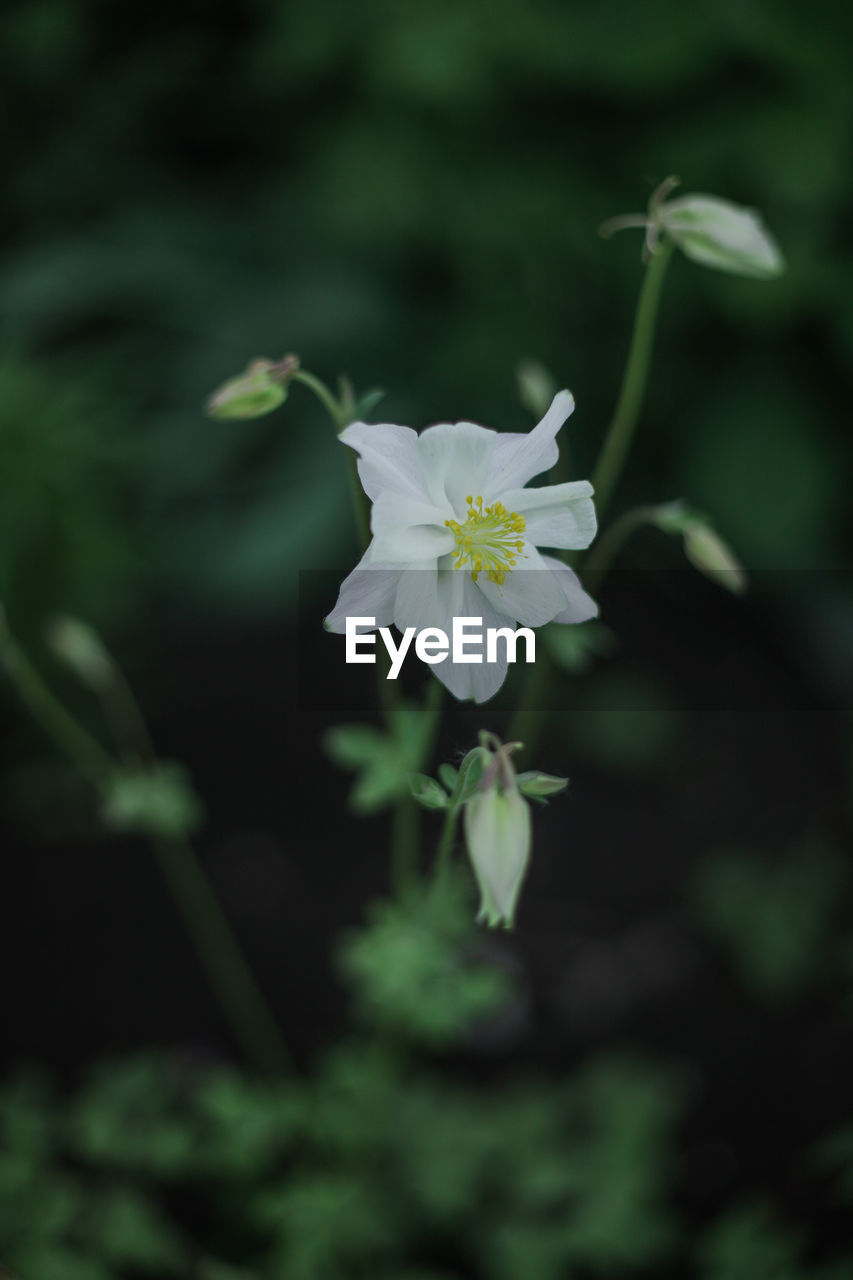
(507, 245, 673, 761)
(590, 240, 673, 522)
(0, 616, 113, 787)
(0, 612, 289, 1075)
(292, 369, 346, 429)
(582, 505, 656, 580)
(389, 676, 445, 901)
(151, 835, 290, 1074)
(505, 653, 549, 756)
(435, 804, 460, 878)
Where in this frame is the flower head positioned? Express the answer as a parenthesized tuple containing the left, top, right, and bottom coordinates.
(325, 391, 598, 702)
(600, 176, 784, 279)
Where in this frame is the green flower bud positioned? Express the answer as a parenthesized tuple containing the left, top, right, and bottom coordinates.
(46, 616, 115, 690)
(656, 194, 785, 279)
(516, 358, 558, 419)
(682, 522, 747, 595)
(516, 770, 569, 799)
(600, 177, 785, 280)
(653, 501, 747, 595)
(206, 355, 298, 420)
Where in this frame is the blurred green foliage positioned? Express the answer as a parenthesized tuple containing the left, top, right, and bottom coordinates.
(0, 0, 851, 641)
(0, 1042, 684, 1279)
(337, 870, 511, 1045)
(692, 842, 849, 1001)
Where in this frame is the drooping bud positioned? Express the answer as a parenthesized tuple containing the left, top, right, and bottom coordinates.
(655, 193, 785, 279)
(206, 355, 299, 420)
(516, 358, 558, 419)
(653, 501, 747, 595)
(682, 522, 747, 595)
(600, 177, 785, 280)
(463, 739, 531, 929)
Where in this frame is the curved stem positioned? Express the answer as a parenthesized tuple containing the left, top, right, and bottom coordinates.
(582, 505, 657, 580)
(151, 835, 290, 1074)
(590, 240, 673, 522)
(0, 613, 290, 1075)
(390, 676, 445, 901)
(0, 615, 113, 787)
(292, 369, 346, 430)
(507, 246, 673, 762)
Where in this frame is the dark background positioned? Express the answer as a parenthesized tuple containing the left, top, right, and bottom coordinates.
(1, 0, 852, 1261)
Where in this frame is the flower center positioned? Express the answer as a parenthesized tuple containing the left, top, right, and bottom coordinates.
(445, 496, 526, 585)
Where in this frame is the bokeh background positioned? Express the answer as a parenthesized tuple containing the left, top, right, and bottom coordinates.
(2, 1, 853, 1277)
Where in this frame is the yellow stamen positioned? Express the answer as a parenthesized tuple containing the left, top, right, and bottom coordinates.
(445, 495, 526, 586)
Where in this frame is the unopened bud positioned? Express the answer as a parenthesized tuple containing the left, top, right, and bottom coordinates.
(517, 358, 558, 419)
(46, 617, 115, 690)
(206, 355, 299, 420)
(656, 194, 784, 279)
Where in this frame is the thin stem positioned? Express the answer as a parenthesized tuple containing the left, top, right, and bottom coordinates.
(507, 245, 673, 762)
(0, 616, 113, 787)
(590, 240, 673, 522)
(291, 369, 346, 430)
(389, 676, 445, 901)
(505, 656, 549, 757)
(0, 612, 290, 1075)
(151, 835, 290, 1074)
(435, 804, 460, 879)
(582, 505, 656, 580)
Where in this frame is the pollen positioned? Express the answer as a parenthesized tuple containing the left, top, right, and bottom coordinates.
(445, 496, 526, 586)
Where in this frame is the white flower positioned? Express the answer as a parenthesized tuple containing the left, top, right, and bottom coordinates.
(325, 391, 598, 702)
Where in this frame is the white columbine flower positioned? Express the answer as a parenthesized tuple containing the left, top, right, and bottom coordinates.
(325, 391, 598, 702)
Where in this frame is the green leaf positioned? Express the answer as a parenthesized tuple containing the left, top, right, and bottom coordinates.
(353, 387, 386, 419)
(325, 705, 436, 814)
(437, 762, 459, 793)
(453, 747, 486, 805)
(693, 843, 847, 1001)
(515, 771, 569, 800)
(100, 763, 203, 839)
(407, 773, 448, 809)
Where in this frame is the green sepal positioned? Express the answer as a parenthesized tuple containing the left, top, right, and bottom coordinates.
(516, 771, 569, 800)
(438, 763, 459, 793)
(407, 773, 448, 810)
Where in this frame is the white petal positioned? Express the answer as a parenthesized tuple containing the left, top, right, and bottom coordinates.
(340, 421, 427, 502)
(484, 390, 574, 496)
(500, 479, 597, 551)
(324, 547, 402, 633)
(417, 420, 496, 512)
(370, 490, 453, 535)
(393, 568, 509, 703)
(538, 554, 599, 623)
(477, 542, 572, 627)
(371, 522, 455, 563)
